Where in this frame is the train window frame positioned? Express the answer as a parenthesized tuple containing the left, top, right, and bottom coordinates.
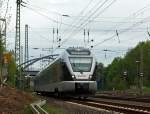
(67, 49, 91, 55)
(69, 57, 93, 72)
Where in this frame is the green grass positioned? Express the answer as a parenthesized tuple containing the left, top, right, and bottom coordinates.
(22, 104, 68, 114)
(43, 104, 68, 114)
(22, 106, 32, 114)
(143, 86, 150, 93)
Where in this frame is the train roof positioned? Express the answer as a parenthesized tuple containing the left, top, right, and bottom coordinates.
(66, 47, 91, 55)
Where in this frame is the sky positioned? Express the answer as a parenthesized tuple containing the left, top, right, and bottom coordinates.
(1, 0, 150, 69)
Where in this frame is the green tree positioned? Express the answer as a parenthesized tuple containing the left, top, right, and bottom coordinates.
(104, 41, 150, 91)
(95, 63, 105, 90)
(7, 56, 16, 86)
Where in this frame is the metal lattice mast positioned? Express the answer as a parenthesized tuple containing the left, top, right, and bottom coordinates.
(20, 45, 23, 64)
(0, 18, 6, 48)
(25, 24, 29, 64)
(15, 0, 22, 65)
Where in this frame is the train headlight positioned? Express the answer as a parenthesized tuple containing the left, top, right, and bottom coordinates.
(72, 75, 75, 79)
(89, 75, 92, 79)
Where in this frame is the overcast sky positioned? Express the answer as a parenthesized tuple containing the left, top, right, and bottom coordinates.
(3, 0, 150, 68)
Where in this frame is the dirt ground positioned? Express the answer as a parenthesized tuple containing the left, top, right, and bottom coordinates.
(0, 86, 34, 114)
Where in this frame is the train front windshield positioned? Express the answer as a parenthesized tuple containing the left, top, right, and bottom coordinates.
(69, 57, 93, 72)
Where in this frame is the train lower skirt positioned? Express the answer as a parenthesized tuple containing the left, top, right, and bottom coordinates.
(34, 81, 97, 95)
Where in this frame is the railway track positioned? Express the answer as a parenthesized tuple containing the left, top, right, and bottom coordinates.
(41, 95, 150, 114)
(65, 98, 150, 114)
(95, 94, 150, 103)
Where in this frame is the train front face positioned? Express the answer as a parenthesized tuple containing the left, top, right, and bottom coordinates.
(61, 47, 97, 95)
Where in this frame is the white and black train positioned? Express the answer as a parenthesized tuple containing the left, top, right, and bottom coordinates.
(34, 47, 97, 97)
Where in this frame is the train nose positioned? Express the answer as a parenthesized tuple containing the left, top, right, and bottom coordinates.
(75, 83, 89, 93)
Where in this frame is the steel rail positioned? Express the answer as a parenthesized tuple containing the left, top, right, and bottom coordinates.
(67, 98, 150, 114)
(95, 94, 150, 103)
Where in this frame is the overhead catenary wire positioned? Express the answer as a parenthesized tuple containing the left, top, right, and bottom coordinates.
(90, 2, 150, 48)
(60, 0, 117, 48)
(50, 0, 117, 54)
(60, 0, 97, 39)
(14, 0, 150, 58)
(75, 0, 109, 27)
(122, 30, 149, 43)
(93, 49, 127, 59)
(81, 0, 117, 30)
(22, 0, 149, 50)
(89, 2, 150, 47)
(92, 14, 150, 48)
(132, 3, 150, 17)
(47, 0, 108, 48)
(113, 4, 150, 32)
(80, 0, 95, 16)
(60, 0, 111, 43)
(61, 0, 110, 39)
(24, 2, 62, 16)
(28, 26, 51, 42)
(23, 4, 80, 29)
(25, 1, 65, 36)
(7, 27, 150, 33)
(115, 2, 150, 29)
